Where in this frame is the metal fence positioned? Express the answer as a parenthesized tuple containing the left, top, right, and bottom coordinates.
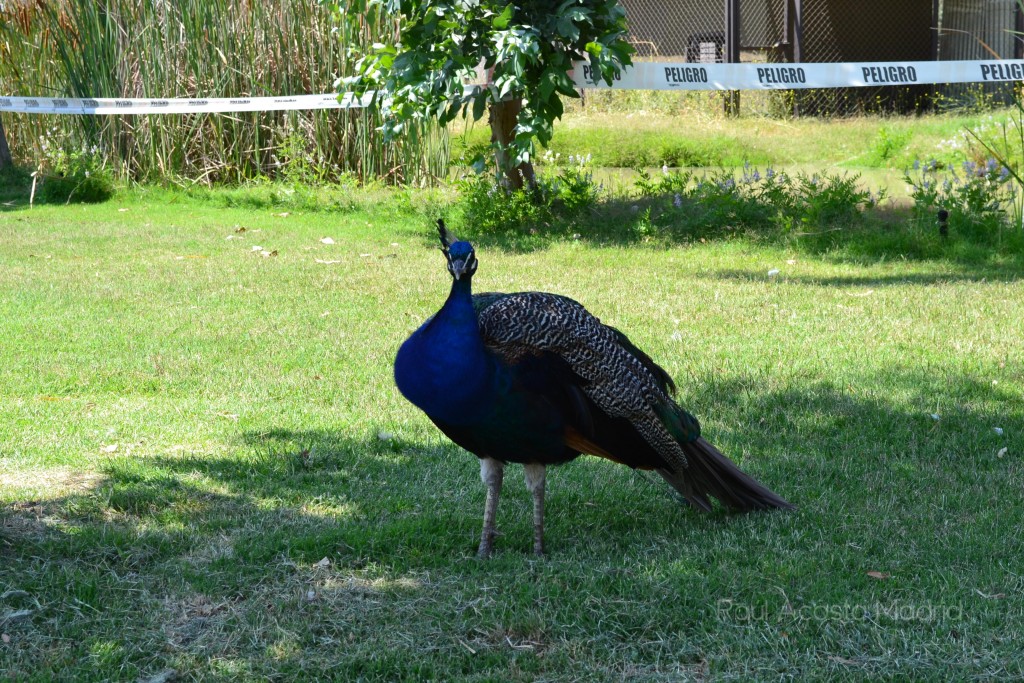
(939, 0, 1020, 106)
(618, 0, 1023, 116)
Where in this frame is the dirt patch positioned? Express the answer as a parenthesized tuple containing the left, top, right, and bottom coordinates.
(1, 506, 51, 544)
(0, 468, 104, 497)
(162, 593, 235, 651)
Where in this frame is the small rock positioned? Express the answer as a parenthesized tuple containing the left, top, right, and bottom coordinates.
(767, 268, 780, 277)
(994, 427, 1004, 436)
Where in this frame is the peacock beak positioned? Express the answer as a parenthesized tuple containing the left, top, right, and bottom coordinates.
(450, 258, 468, 280)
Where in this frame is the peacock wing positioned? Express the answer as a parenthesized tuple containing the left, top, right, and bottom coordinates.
(476, 292, 700, 469)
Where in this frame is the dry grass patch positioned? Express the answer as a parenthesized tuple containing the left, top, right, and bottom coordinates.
(0, 468, 103, 499)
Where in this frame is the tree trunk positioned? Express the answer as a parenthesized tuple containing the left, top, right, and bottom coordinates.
(488, 98, 535, 191)
(0, 115, 13, 171)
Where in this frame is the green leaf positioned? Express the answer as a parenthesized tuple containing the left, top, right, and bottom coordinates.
(492, 4, 513, 29)
(498, 75, 517, 100)
(548, 94, 564, 120)
(554, 70, 577, 97)
(472, 92, 487, 121)
(556, 15, 579, 43)
(538, 72, 555, 102)
(470, 152, 487, 174)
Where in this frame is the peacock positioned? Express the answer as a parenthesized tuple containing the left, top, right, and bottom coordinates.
(394, 220, 793, 557)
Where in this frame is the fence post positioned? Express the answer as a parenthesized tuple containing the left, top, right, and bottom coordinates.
(788, 0, 803, 116)
(1016, 0, 1024, 60)
(0, 115, 13, 171)
(724, 0, 741, 116)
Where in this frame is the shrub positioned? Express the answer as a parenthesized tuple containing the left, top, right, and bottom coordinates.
(38, 173, 114, 204)
(641, 164, 880, 238)
(38, 144, 114, 205)
(904, 158, 1012, 240)
(867, 125, 912, 166)
(459, 156, 602, 232)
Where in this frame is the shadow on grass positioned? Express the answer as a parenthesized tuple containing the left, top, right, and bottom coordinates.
(438, 198, 1024, 277)
(0, 168, 33, 211)
(707, 269, 1021, 286)
(2, 367, 1020, 683)
(4, 364, 1020, 580)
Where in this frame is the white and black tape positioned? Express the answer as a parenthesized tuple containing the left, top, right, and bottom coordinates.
(2, 60, 1022, 115)
(0, 92, 373, 115)
(570, 59, 1024, 91)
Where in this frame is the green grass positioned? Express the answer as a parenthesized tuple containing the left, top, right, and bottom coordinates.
(1, 189, 1023, 680)
(451, 105, 1014, 182)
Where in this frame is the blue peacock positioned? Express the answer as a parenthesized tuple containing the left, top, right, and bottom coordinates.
(394, 220, 793, 557)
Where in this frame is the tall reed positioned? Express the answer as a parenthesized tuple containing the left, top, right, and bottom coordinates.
(0, 0, 449, 185)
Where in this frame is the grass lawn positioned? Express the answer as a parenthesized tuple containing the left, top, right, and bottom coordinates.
(1, 189, 1023, 680)
(452, 100, 1012, 176)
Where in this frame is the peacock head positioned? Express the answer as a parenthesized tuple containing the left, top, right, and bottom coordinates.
(437, 219, 478, 281)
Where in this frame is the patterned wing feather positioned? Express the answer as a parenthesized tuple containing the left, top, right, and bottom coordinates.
(476, 292, 699, 470)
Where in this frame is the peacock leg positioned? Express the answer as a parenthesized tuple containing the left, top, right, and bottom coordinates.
(523, 463, 546, 555)
(478, 457, 504, 558)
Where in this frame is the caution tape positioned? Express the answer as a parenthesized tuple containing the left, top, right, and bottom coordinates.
(2, 60, 1021, 115)
(0, 92, 372, 115)
(570, 59, 1024, 92)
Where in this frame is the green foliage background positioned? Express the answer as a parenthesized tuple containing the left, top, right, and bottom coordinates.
(0, 0, 447, 184)
(326, 0, 633, 173)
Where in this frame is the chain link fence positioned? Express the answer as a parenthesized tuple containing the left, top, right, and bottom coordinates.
(939, 0, 1020, 107)
(793, 0, 935, 115)
(618, 0, 727, 62)
(618, 0, 1022, 116)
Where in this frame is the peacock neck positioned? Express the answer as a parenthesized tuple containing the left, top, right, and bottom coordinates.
(394, 274, 495, 425)
(442, 274, 476, 321)
(431, 275, 488, 366)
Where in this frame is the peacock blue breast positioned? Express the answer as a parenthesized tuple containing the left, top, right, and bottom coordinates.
(394, 279, 496, 426)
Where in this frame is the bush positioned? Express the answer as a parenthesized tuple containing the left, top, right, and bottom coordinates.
(457, 159, 883, 241)
(39, 173, 115, 204)
(459, 156, 602, 233)
(904, 158, 1012, 241)
(37, 142, 115, 205)
(637, 164, 880, 238)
